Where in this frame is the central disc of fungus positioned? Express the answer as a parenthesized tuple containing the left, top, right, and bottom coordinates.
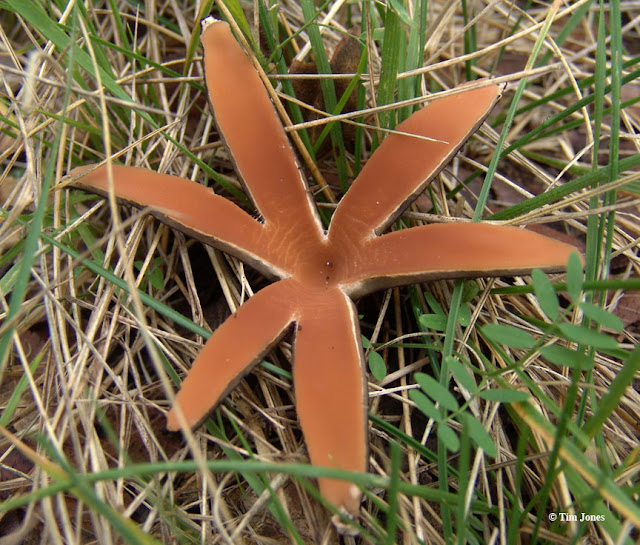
(295, 247, 345, 288)
(70, 16, 579, 519)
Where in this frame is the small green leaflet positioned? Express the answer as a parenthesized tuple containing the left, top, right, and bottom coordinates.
(409, 389, 441, 422)
(421, 291, 472, 329)
(458, 304, 472, 327)
(419, 314, 447, 331)
(462, 413, 496, 458)
(415, 372, 459, 412)
(539, 344, 594, 369)
(531, 269, 559, 320)
(481, 324, 537, 349)
(578, 302, 624, 332)
(461, 280, 480, 303)
(424, 292, 445, 315)
(557, 323, 619, 350)
(437, 422, 460, 452)
(445, 356, 477, 394)
(362, 335, 387, 380)
(478, 389, 530, 403)
(368, 350, 387, 381)
(419, 307, 471, 330)
(566, 252, 584, 303)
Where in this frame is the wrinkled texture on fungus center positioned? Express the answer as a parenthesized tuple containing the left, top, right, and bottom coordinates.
(71, 17, 579, 517)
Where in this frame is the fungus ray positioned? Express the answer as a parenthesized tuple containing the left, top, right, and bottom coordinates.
(166, 279, 299, 431)
(70, 164, 286, 278)
(201, 19, 323, 241)
(292, 288, 368, 515)
(344, 223, 579, 298)
(329, 84, 504, 242)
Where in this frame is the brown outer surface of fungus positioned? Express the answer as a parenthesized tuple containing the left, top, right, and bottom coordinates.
(69, 17, 579, 519)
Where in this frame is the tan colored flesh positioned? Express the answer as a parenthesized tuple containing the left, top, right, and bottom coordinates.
(201, 19, 323, 243)
(69, 17, 582, 518)
(329, 84, 503, 242)
(345, 223, 579, 298)
(167, 279, 298, 431)
(70, 164, 287, 278)
(292, 288, 367, 515)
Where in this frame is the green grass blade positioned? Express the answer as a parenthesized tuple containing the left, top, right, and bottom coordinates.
(488, 154, 640, 221)
(583, 347, 640, 438)
(383, 441, 402, 545)
(473, 2, 558, 221)
(0, 349, 45, 427)
(376, 6, 403, 132)
(299, 0, 348, 186)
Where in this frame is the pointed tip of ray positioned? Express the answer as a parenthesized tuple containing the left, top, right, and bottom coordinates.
(201, 15, 221, 34)
(166, 410, 180, 431)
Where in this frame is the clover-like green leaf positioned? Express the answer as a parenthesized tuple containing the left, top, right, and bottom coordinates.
(415, 372, 459, 412)
(482, 324, 537, 349)
(531, 268, 560, 320)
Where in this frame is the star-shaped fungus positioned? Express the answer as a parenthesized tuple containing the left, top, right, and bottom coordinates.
(71, 17, 578, 517)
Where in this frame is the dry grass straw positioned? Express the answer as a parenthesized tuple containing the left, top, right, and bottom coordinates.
(1, 0, 639, 543)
